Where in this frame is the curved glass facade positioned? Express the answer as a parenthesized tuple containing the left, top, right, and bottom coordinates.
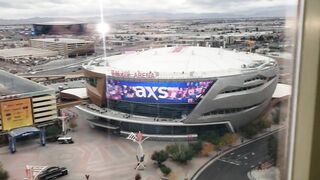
(95, 117, 229, 136)
(107, 99, 197, 118)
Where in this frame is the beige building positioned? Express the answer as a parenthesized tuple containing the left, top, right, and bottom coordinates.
(0, 47, 58, 61)
(0, 70, 58, 133)
(30, 38, 94, 58)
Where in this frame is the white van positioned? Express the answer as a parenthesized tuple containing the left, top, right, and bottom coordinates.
(57, 137, 74, 144)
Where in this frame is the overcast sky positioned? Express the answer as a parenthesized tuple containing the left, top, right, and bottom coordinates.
(0, 0, 296, 19)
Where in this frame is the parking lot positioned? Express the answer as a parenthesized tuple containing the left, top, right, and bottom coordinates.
(0, 109, 170, 180)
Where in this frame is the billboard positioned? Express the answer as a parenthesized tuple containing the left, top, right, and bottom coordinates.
(106, 80, 213, 104)
(0, 98, 33, 131)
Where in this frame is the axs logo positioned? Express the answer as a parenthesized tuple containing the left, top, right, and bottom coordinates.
(133, 86, 169, 100)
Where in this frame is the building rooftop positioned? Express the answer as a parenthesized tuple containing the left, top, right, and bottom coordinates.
(31, 38, 93, 44)
(61, 88, 88, 99)
(86, 46, 276, 79)
(0, 47, 58, 59)
(0, 70, 54, 97)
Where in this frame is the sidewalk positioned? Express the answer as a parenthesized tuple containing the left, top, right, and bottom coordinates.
(248, 167, 280, 180)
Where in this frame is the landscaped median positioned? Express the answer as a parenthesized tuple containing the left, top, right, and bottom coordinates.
(150, 132, 240, 179)
(149, 118, 286, 180)
(190, 124, 286, 180)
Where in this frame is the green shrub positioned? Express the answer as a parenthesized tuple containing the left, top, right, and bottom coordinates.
(189, 141, 203, 155)
(257, 119, 272, 130)
(0, 135, 8, 146)
(166, 143, 194, 164)
(199, 131, 221, 145)
(160, 165, 171, 176)
(151, 150, 169, 166)
(240, 124, 259, 139)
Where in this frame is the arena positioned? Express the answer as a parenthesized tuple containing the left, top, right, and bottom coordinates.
(77, 46, 278, 138)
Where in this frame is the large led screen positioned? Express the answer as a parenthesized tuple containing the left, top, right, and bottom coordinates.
(106, 80, 214, 104)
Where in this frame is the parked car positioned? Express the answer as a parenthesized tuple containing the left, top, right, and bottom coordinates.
(57, 136, 74, 144)
(37, 166, 68, 180)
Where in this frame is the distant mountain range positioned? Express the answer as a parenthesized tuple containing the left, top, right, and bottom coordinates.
(0, 6, 294, 25)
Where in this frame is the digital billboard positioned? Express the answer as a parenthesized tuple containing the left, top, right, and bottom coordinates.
(106, 80, 213, 104)
(0, 98, 33, 131)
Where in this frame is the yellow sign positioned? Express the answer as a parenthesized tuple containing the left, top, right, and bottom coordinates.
(0, 98, 33, 130)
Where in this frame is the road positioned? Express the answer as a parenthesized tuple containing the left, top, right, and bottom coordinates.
(196, 133, 278, 180)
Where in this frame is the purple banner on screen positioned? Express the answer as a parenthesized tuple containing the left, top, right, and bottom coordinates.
(106, 80, 214, 104)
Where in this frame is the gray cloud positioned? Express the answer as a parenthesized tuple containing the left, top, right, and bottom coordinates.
(0, 0, 296, 19)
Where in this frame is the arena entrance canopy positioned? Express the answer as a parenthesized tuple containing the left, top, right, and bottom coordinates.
(8, 126, 46, 154)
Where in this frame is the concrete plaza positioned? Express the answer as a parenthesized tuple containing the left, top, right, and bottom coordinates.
(0, 109, 172, 180)
(0, 108, 286, 180)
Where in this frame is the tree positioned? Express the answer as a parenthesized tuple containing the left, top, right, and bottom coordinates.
(151, 150, 169, 166)
(166, 144, 194, 164)
(0, 163, 9, 180)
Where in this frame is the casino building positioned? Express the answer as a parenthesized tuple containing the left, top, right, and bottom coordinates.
(0, 70, 58, 152)
(78, 46, 278, 139)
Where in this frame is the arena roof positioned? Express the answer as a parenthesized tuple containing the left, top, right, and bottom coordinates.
(86, 46, 276, 79)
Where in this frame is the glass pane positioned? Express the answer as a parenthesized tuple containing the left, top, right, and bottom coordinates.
(0, 0, 301, 180)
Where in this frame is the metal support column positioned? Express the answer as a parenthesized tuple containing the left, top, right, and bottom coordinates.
(40, 129, 46, 146)
(9, 136, 16, 154)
